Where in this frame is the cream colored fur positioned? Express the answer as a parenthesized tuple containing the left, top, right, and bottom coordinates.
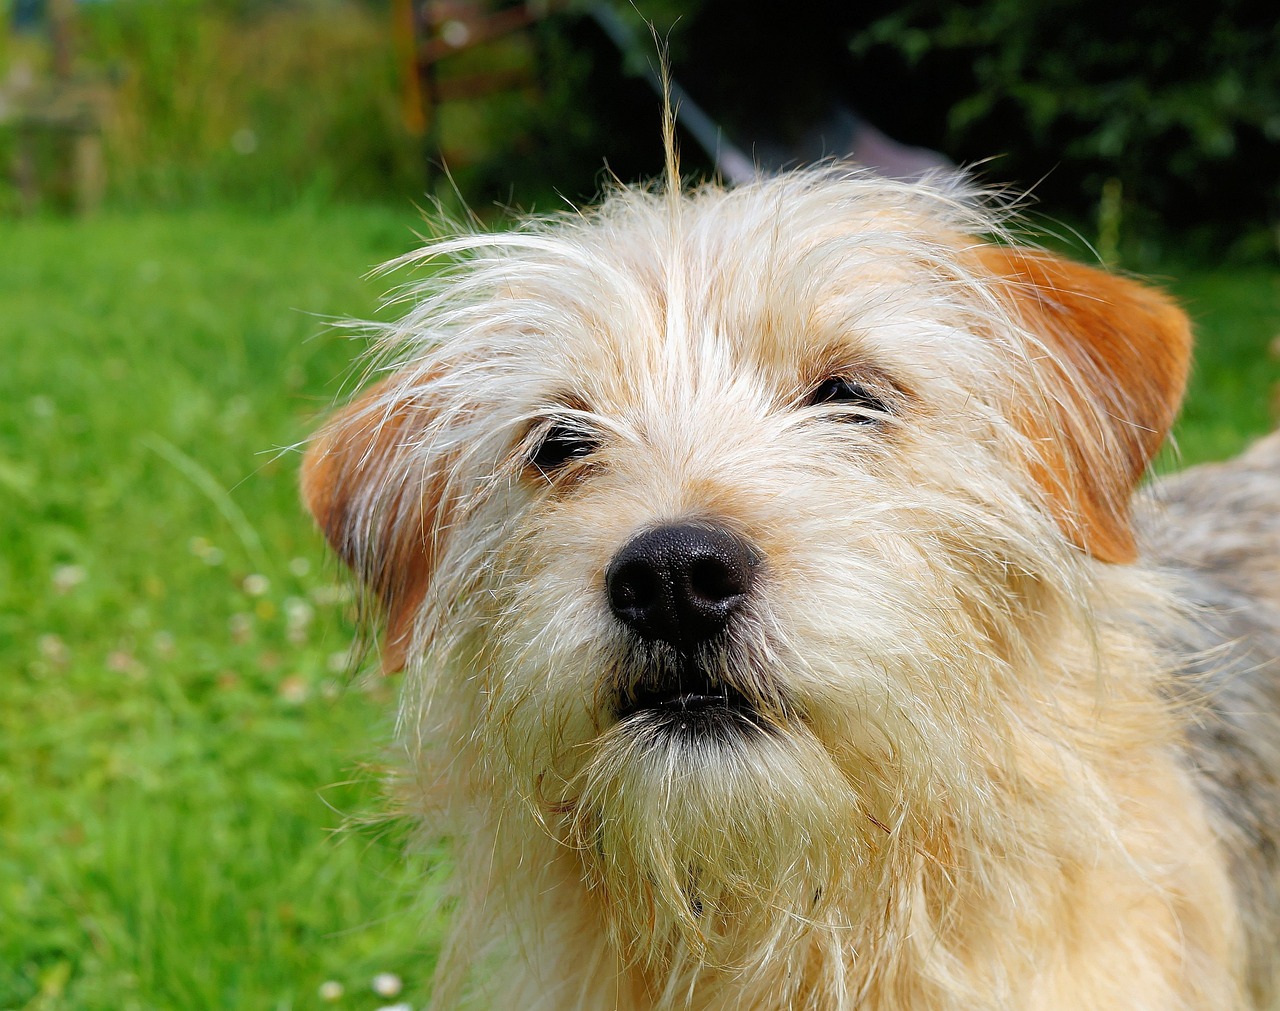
(305, 170, 1252, 1009)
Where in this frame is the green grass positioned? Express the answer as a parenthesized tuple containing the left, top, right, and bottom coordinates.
(1165, 266, 1280, 466)
(0, 205, 1276, 1011)
(0, 206, 442, 1011)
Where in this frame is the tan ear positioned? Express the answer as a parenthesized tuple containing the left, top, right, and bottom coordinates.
(301, 377, 447, 672)
(976, 246, 1191, 564)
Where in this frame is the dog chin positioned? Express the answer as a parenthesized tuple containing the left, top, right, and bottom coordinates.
(567, 702, 876, 961)
(584, 673, 832, 809)
(613, 705, 768, 762)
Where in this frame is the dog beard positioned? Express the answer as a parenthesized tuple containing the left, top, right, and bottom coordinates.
(555, 695, 889, 979)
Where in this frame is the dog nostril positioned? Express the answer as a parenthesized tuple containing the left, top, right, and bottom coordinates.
(688, 555, 749, 605)
(606, 523, 758, 649)
(608, 559, 659, 615)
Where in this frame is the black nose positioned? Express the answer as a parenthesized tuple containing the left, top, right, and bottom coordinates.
(606, 523, 758, 649)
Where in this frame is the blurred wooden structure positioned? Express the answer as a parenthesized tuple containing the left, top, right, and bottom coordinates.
(1, 76, 110, 215)
(1, 0, 110, 214)
(393, 0, 568, 171)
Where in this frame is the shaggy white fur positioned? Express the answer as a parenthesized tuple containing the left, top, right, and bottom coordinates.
(304, 168, 1261, 1009)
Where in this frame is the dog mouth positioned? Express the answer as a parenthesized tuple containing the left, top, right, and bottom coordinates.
(613, 652, 771, 735)
(617, 672, 753, 720)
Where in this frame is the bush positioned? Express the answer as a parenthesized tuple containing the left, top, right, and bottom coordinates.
(78, 0, 425, 207)
(850, 0, 1280, 258)
(551, 0, 1278, 258)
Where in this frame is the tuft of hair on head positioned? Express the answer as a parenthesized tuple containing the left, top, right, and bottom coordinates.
(653, 37, 681, 211)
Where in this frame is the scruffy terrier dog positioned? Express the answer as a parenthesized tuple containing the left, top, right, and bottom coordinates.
(303, 164, 1280, 1009)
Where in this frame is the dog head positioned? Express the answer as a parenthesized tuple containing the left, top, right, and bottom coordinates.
(303, 171, 1190, 976)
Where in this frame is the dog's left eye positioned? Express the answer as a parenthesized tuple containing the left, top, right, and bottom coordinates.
(530, 423, 597, 472)
(807, 377, 890, 422)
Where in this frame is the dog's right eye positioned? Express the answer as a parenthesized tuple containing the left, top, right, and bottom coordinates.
(806, 377, 891, 422)
(530, 423, 597, 472)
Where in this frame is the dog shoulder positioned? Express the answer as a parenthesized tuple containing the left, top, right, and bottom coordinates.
(1141, 429, 1280, 610)
(1140, 431, 1280, 999)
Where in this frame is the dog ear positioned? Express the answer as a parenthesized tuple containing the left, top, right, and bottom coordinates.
(302, 376, 448, 672)
(976, 246, 1191, 564)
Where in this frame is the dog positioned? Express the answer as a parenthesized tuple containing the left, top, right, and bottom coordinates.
(302, 165, 1280, 1010)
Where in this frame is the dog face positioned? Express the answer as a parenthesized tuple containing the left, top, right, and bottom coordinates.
(303, 172, 1191, 983)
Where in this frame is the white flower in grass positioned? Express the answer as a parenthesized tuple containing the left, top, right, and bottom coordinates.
(278, 675, 309, 705)
(107, 649, 145, 679)
(51, 564, 85, 594)
(231, 126, 258, 154)
(317, 979, 344, 1001)
(372, 972, 403, 997)
(242, 573, 270, 596)
(284, 596, 313, 627)
(188, 537, 224, 566)
(228, 612, 253, 644)
(38, 634, 69, 666)
(288, 556, 312, 577)
(284, 597, 314, 644)
(376, 1004, 412, 1011)
(152, 631, 176, 658)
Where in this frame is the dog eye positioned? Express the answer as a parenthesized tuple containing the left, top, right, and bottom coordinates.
(807, 377, 890, 422)
(530, 423, 597, 472)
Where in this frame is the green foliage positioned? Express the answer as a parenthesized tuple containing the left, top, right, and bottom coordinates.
(76, 0, 425, 208)
(1164, 267, 1280, 466)
(852, 0, 1280, 255)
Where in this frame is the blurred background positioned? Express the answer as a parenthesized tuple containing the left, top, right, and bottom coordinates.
(2, 0, 1278, 253)
(2, 2, 1278, 1009)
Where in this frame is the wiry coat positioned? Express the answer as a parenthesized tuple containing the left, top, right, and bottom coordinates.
(303, 170, 1280, 1010)
(1143, 433, 1280, 1008)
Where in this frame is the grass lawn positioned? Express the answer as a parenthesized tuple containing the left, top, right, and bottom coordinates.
(1, 205, 442, 1011)
(1166, 267, 1280, 466)
(1, 204, 1277, 1011)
